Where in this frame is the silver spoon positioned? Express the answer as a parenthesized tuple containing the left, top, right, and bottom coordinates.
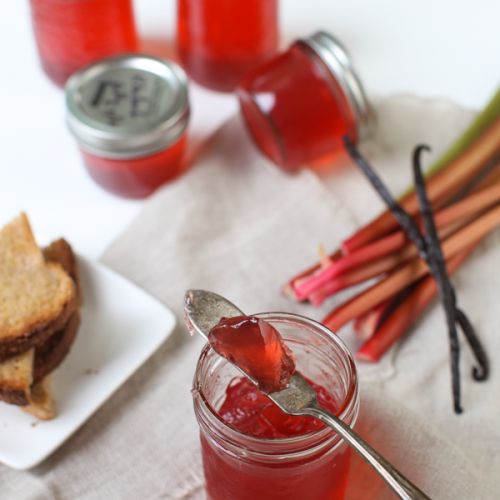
(184, 289, 431, 500)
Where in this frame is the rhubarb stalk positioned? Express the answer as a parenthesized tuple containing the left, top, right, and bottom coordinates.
(301, 170, 500, 303)
(345, 142, 490, 412)
(322, 201, 500, 331)
(356, 245, 477, 362)
(353, 301, 391, 341)
(342, 116, 500, 253)
(285, 90, 500, 295)
(308, 224, 459, 305)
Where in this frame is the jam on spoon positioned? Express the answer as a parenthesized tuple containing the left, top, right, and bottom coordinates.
(208, 315, 295, 393)
(209, 315, 339, 439)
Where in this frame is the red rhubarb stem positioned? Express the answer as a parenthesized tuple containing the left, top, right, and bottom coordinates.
(297, 179, 500, 303)
(342, 118, 500, 253)
(353, 300, 391, 342)
(356, 245, 478, 362)
(322, 204, 500, 331)
(309, 224, 458, 306)
(293, 232, 406, 300)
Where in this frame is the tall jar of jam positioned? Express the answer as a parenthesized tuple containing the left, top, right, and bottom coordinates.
(192, 312, 360, 500)
(30, 0, 139, 87)
(237, 31, 373, 171)
(66, 55, 190, 199)
(177, 0, 279, 92)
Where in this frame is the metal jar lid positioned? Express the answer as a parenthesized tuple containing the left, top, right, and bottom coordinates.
(66, 54, 190, 159)
(300, 31, 374, 140)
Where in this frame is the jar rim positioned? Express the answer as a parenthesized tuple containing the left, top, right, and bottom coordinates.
(192, 312, 359, 460)
(299, 31, 375, 141)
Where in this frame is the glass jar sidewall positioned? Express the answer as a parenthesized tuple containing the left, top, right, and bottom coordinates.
(237, 41, 359, 169)
(192, 312, 360, 463)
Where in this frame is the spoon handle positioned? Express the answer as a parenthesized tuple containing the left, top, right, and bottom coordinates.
(305, 406, 431, 500)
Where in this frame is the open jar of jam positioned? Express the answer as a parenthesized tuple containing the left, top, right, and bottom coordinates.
(192, 312, 359, 500)
(237, 31, 373, 171)
(66, 55, 190, 199)
(177, 0, 279, 92)
(30, 0, 139, 87)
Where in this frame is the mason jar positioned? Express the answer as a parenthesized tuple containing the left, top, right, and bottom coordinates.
(66, 54, 190, 198)
(192, 312, 360, 500)
(30, 0, 138, 87)
(177, 0, 279, 92)
(237, 31, 373, 171)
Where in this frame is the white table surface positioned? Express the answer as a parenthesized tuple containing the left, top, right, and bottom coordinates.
(1, 0, 499, 258)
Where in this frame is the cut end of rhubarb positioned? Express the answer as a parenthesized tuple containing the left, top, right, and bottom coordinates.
(282, 283, 300, 300)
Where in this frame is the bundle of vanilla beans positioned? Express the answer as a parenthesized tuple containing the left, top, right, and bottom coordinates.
(285, 91, 500, 413)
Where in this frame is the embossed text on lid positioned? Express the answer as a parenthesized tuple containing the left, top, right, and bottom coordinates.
(66, 54, 190, 159)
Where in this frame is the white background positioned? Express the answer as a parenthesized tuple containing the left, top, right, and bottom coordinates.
(1, 0, 499, 258)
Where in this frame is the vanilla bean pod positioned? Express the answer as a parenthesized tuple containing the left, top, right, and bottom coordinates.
(413, 147, 489, 385)
(455, 309, 489, 381)
(344, 136, 489, 413)
(343, 139, 427, 258)
(412, 146, 464, 413)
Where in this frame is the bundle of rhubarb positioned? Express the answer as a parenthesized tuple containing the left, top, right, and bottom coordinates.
(285, 89, 500, 411)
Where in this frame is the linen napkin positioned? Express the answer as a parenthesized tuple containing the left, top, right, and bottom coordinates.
(0, 96, 498, 500)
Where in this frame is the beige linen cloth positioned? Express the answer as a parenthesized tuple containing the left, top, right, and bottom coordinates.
(1, 96, 498, 499)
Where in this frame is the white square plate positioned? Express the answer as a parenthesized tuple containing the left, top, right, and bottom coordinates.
(0, 256, 176, 470)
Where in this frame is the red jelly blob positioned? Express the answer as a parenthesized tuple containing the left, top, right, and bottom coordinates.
(208, 316, 295, 393)
(218, 377, 337, 438)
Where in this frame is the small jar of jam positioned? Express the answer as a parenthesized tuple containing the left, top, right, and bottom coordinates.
(66, 55, 190, 199)
(30, 0, 139, 87)
(177, 0, 279, 92)
(237, 31, 373, 171)
(192, 313, 359, 500)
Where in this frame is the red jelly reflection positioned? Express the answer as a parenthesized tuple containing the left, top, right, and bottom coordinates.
(208, 316, 295, 393)
(237, 31, 373, 171)
(177, 0, 279, 92)
(30, 0, 138, 87)
(66, 55, 190, 199)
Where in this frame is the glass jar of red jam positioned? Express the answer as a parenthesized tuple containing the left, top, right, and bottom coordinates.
(177, 0, 279, 92)
(66, 55, 190, 199)
(237, 31, 373, 171)
(192, 313, 359, 500)
(30, 0, 139, 87)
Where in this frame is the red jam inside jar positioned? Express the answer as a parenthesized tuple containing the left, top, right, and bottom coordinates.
(30, 0, 139, 87)
(66, 55, 190, 199)
(80, 135, 187, 199)
(237, 31, 373, 171)
(177, 0, 279, 92)
(193, 313, 359, 500)
(218, 377, 337, 438)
